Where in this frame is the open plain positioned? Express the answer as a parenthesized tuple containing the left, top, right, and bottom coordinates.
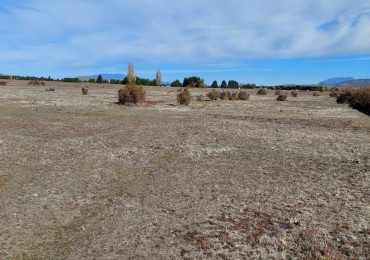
(0, 81, 369, 259)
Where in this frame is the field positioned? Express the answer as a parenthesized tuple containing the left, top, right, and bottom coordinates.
(0, 81, 369, 259)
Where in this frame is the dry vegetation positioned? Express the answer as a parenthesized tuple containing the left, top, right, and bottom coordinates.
(257, 88, 269, 95)
(118, 85, 146, 105)
(337, 87, 370, 115)
(0, 81, 369, 259)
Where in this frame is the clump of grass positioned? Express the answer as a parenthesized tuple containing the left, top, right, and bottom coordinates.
(219, 90, 228, 100)
(337, 87, 370, 115)
(81, 86, 89, 95)
(118, 85, 146, 105)
(207, 89, 220, 100)
(329, 90, 340, 98)
(312, 92, 320, 96)
(257, 88, 269, 95)
(45, 88, 55, 91)
(277, 94, 288, 101)
(177, 87, 192, 106)
(28, 80, 43, 86)
(238, 91, 250, 101)
(291, 91, 298, 97)
(0, 81, 6, 86)
(197, 94, 205, 102)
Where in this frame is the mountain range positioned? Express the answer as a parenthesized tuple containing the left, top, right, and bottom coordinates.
(319, 77, 370, 87)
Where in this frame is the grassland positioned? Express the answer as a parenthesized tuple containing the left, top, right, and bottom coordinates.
(0, 81, 369, 259)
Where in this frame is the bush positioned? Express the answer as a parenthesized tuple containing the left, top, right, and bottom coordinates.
(277, 94, 288, 101)
(257, 88, 269, 95)
(207, 89, 220, 100)
(28, 80, 42, 86)
(118, 85, 146, 105)
(291, 91, 298, 97)
(228, 92, 239, 100)
(312, 92, 320, 96)
(238, 91, 250, 101)
(274, 90, 282, 95)
(0, 81, 6, 86)
(337, 87, 370, 115)
(177, 87, 192, 105)
(45, 88, 55, 91)
(329, 90, 340, 98)
(219, 90, 227, 100)
(81, 86, 88, 95)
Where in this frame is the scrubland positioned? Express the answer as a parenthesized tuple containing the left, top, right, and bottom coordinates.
(0, 81, 369, 259)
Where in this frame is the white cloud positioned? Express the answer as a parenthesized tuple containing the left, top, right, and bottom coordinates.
(1, 0, 370, 71)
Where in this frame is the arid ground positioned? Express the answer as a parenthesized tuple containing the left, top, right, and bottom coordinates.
(0, 81, 369, 259)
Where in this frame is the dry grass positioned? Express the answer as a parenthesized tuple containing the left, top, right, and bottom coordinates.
(277, 94, 288, 101)
(207, 89, 219, 101)
(257, 88, 269, 95)
(313, 92, 320, 96)
(177, 87, 192, 105)
(0, 81, 7, 86)
(337, 87, 370, 115)
(81, 86, 88, 95)
(219, 90, 227, 100)
(291, 91, 298, 97)
(0, 81, 369, 259)
(238, 91, 250, 101)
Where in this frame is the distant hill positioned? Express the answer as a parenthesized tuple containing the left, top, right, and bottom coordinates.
(319, 77, 354, 85)
(335, 79, 370, 88)
(78, 73, 126, 81)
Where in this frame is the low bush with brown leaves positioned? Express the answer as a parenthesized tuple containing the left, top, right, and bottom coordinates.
(207, 90, 220, 101)
(257, 88, 269, 95)
(177, 87, 192, 106)
(118, 85, 146, 105)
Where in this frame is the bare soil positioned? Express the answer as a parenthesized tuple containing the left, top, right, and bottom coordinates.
(0, 81, 369, 259)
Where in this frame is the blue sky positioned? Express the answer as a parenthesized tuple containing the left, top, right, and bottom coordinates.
(0, 0, 369, 85)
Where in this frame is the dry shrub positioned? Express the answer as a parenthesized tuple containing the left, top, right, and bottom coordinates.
(118, 85, 146, 105)
(238, 91, 250, 101)
(28, 80, 42, 86)
(312, 92, 320, 96)
(219, 90, 227, 100)
(329, 90, 339, 97)
(45, 88, 55, 91)
(177, 87, 192, 106)
(274, 90, 282, 95)
(277, 94, 288, 101)
(41, 82, 45, 86)
(207, 89, 220, 100)
(228, 92, 239, 100)
(0, 81, 6, 86)
(337, 87, 370, 115)
(257, 88, 269, 95)
(81, 86, 88, 95)
(291, 91, 298, 97)
(197, 94, 205, 102)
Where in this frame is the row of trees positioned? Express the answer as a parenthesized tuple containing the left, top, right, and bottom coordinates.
(171, 78, 256, 89)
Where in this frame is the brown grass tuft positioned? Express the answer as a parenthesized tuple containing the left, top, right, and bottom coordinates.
(0, 81, 7, 86)
(291, 91, 298, 97)
(238, 91, 250, 101)
(274, 90, 282, 95)
(207, 89, 220, 100)
(177, 87, 192, 106)
(228, 92, 239, 101)
(312, 92, 320, 96)
(81, 86, 89, 95)
(337, 87, 370, 115)
(277, 94, 288, 101)
(28, 80, 43, 86)
(118, 85, 146, 105)
(219, 90, 228, 100)
(329, 90, 339, 98)
(257, 88, 269, 95)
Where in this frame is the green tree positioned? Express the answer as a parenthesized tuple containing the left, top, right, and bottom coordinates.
(171, 79, 182, 87)
(228, 80, 239, 89)
(220, 80, 227, 88)
(183, 76, 204, 88)
(97, 74, 103, 83)
(211, 80, 218, 88)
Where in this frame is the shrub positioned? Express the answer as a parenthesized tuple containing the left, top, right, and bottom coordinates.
(312, 92, 320, 96)
(118, 85, 146, 105)
(0, 81, 6, 86)
(81, 86, 89, 95)
(28, 80, 42, 85)
(291, 91, 298, 97)
(207, 89, 220, 100)
(329, 90, 340, 98)
(238, 91, 250, 101)
(274, 90, 282, 95)
(277, 94, 288, 101)
(219, 90, 227, 100)
(177, 87, 192, 105)
(228, 92, 239, 100)
(337, 87, 370, 115)
(257, 88, 269, 95)
(41, 82, 45, 86)
(197, 94, 205, 102)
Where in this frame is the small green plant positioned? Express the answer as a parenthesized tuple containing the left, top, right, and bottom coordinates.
(118, 85, 146, 105)
(207, 89, 219, 100)
(291, 91, 298, 97)
(177, 87, 192, 106)
(277, 94, 288, 101)
(257, 88, 269, 95)
(238, 91, 250, 101)
(81, 86, 89, 95)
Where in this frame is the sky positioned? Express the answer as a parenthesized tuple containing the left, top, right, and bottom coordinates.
(0, 0, 370, 85)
